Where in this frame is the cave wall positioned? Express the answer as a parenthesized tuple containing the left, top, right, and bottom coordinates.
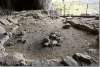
(0, 0, 52, 11)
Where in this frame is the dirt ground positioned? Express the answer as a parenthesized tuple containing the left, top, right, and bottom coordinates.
(2, 11, 98, 64)
(0, 10, 98, 66)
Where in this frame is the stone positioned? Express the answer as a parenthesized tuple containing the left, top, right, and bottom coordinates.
(42, 38, 50, 47)
(5, 52, 27, 66)
(43, 42, 50, 47)
(4, 42, 14, 47)
(32, 13, 43, 19)
(60, 56, 79, 66)
(49, 32, 60, 40)
(72, 53, 92, 65)
(62, 23, 71, 29)
(32, 60, 45, 66)
(0, 26, 6, 34)
(68, 19, 99, 35)
(42, 32, 62, 48)
(15, 31, 25, 37)
(51, 40, 58, 46)
(47, 59, 62, 66)
(0, 18, 12, 26)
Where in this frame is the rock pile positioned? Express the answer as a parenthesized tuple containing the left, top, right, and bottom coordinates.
(42, 32, 62, 48)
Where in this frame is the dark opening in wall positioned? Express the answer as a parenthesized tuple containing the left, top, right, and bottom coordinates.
(0, 0, 50, 11)
(14, 0, 41, 11)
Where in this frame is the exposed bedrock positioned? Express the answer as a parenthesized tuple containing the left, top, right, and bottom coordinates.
(66, 18, 99, 35)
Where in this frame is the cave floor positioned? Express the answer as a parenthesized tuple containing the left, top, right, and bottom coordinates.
(3, 14, 98, 64)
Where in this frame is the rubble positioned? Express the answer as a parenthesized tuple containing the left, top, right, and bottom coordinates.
(0, 18, 13, 26)
(5, 52, 27, 66)
(42, 32, 62, 48)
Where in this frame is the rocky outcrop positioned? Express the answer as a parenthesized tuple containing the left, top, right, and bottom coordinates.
(67, 18, 99, 35)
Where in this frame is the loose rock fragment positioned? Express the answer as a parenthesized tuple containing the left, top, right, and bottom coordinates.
(47, 59, 62, 66)
(72, 53, 92, 65)
(5, 52, 27, 66)
(31, 59, 62, 66)
(42, 38, 50, 47)
(4, 42, 14, 47)
(49, 32, 61, 40)
(60, 56, 79, 66)
(15, 31, 25, 37)
(62, 23, 71, 29)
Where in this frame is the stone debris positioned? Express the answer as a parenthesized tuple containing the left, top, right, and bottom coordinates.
(42, 32, 62, 48)
(4, 52, 27, 66)
(72, 53, 92, 65)
(62, 23, 71, 29)
(32, 59, 62, 66)
(15, 31, 25, 37)
(47, 59, 62, 66)
(60, 56, 79, 66)
(4, 42, 14, 47)
(0, 18, 12, 26)
(67, 18, 99, 35)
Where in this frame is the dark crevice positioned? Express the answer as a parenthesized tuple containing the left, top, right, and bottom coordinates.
(0, 0, 51, 11)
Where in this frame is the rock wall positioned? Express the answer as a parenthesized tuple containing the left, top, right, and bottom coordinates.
(0, 0, 52, 11)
